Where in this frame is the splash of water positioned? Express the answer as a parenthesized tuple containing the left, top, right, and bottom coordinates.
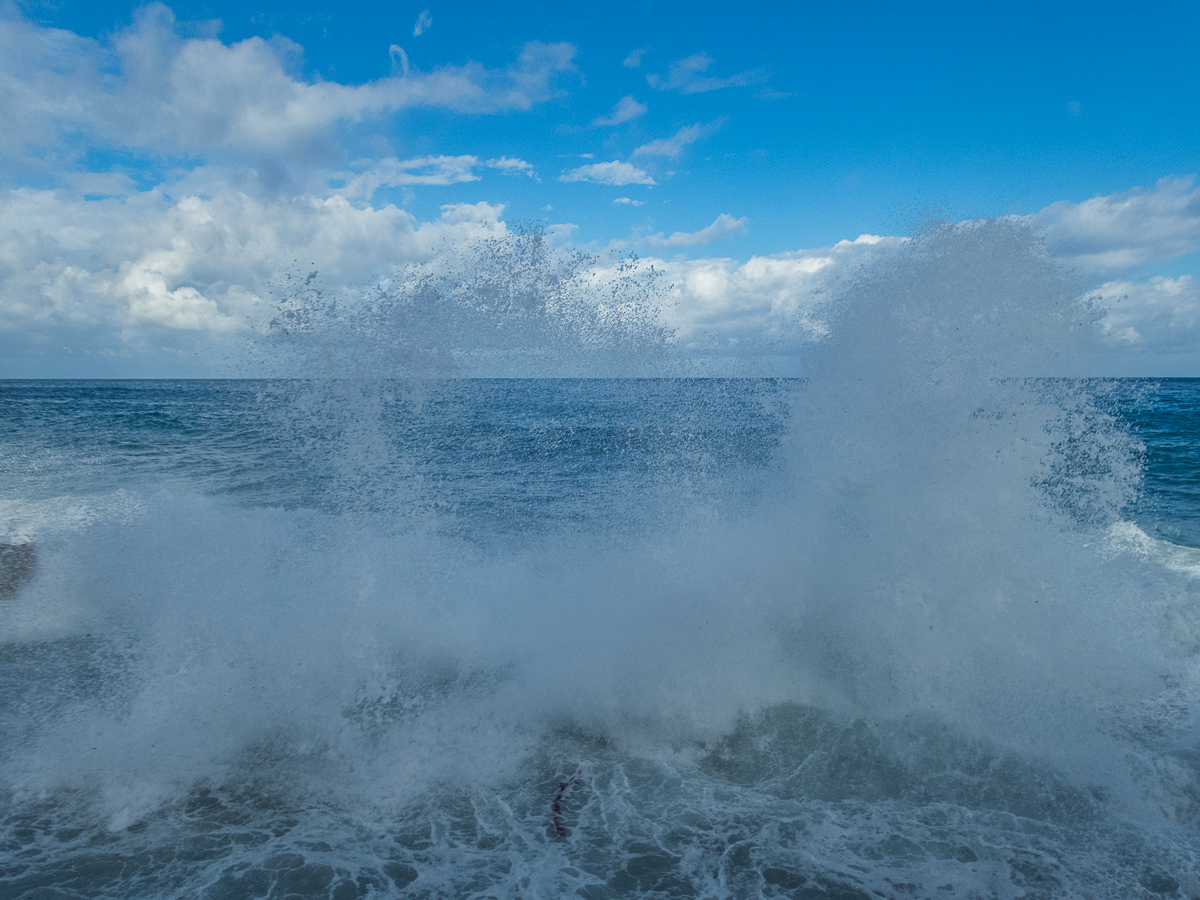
(262, 226, 674, 378)
(753, 221, 1163, 755)
(2, 219, 1198, 899)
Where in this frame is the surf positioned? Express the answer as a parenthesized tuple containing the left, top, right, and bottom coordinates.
(1, 220, 1197, 898)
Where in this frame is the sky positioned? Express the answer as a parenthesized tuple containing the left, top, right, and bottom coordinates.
(1, 0, 1199, 377)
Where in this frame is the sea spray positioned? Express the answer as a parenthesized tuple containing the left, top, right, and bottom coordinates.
(763, 220, 1158, 745)
(262, 227, 673, 379)
(1, 222, 1198, 898)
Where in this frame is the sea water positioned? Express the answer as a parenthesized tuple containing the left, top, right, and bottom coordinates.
(1, 222, 1199, 899)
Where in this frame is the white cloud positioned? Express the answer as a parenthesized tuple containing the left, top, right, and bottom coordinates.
(646, 54, 765, 94)
(0, 182, 511, 372)
(1034, 176, 1200, 273)
(644, 234, 902, 344)
(835, 233, 885, 247)
(486, 156, 536, 177)
(613, 198, 644, 206)
(559, 161, 655, 186)
(0, 6, 578, 177)
(623, 47, 648, 68)
(336, 156, 480, 199)
(592, 95, 647, 126)
(434, 201, 507, 226)
(6, 161, 1199, 377)
(413, 10, 433, 36)
(122, 263, 245, 332)
(633, 120, 722, 158)
(645, 213, 748, 247)
(389, 44, 410, 76)
(1092, 275, 1200, 350)
(0, 160, 894, 376)
(61, 171, 140, 197)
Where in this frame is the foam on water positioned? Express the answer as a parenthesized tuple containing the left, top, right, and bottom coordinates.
(2, 222, 1199, 898)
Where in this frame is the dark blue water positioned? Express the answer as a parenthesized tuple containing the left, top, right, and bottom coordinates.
(0, 379, 788, 540)
(2, 378, 1196, 542)
(1118, 379, 1200, 547)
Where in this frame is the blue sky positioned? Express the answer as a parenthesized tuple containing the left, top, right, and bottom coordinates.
(2, 0, 1199, 376)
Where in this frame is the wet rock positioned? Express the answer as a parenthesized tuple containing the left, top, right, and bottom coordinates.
(0, 543, 36, 600)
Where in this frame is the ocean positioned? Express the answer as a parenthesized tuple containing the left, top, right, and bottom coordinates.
(2, 224, 1199, 899)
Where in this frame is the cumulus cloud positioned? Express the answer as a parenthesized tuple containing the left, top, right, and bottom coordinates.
(559, 161, 655, 186)
(413, 10, 433, 36)
(0, 183, 510, 373)
(592, 95, 647, 126)
(633, 120, 722, 158)
(646, 54, 765, 94)
(0, 179, 859, 366)
(642, 234, 902, 355)
(0, 5, 577, 177)
(613, 198, 644, 206)
(6, 157, 1199, 377)
(1092, 275, 1200, 350)
(123, 265, 245, 332)
(0, 154, 894, 377)
(1034, 176, 1200, 273)
(645, 213, 748, 248)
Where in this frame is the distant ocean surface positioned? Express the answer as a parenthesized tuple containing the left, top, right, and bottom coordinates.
(2, 377, 1199, 900)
